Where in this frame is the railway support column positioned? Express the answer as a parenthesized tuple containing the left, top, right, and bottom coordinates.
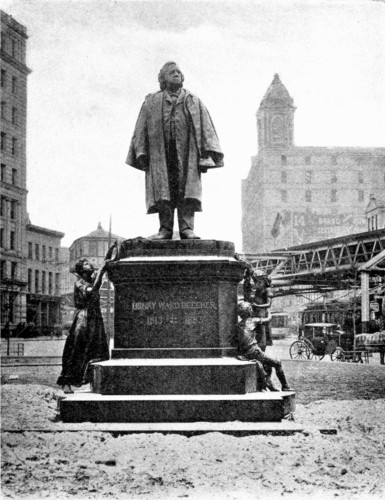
(361, 271, 370, 333)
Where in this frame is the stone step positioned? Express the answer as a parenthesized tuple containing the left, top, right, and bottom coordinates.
(92, 357, 257, 395)
(5, 421, 323, 436)
(59, 391, 295, 423)
(111, 347, 237, 359)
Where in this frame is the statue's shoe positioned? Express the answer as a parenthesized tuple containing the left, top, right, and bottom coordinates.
(180, 230, 200, 240)
(151, 231, 173, 240)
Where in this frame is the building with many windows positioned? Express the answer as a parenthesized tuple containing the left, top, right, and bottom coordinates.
(1, 11, 65, 335)
(25, 222, 64, 335)
(242, 74, 385, 254)
(0, 11, 30, 331)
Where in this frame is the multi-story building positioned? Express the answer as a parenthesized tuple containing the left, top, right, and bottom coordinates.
(1, 11, 65, 335)
(25, 222, 64, 334)
(242, 74, 385, 254)
(0, 11, 30, 330)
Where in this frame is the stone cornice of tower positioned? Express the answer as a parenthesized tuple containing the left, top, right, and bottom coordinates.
(1, 10, 28, 38)
(0, 181, 28, 196)
(0, 49, 32, 75)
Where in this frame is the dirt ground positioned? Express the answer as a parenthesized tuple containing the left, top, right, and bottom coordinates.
(1, 361, 385, 500)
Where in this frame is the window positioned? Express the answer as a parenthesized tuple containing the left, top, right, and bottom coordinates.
(0, 69, 5, 88)
(281, 155, 287, 166)
(1, 163, 5, 182)
(331, 173, 337, 184)
(305, 190, 312, 202)
(369, 215, 378, 231)
(11, 168, 17, 185)
(28, 269, 32, 291)
(55, 248, 59, 262)
(331, 190, 337, 203)
(1, 132, 5, 151)
(89, 240, 98, 255)
(281, 190, 287, 202)
(1, 33, 6, 51)
(11, 137, 17, 155)
(12, 39, 16, 58)
(28, 242, 33, 259)
(49, 272, 53, 295)
(55, 273, 60, 295)
(35, 270, 39, 293)
(11, 76, 17, 94)
(1, 101, 5, 120)
(358, 171, 363, 184)
(0, 196, 5, 216)
(305, 156, 311, 165)
(305, 171, 312, 184)
(10, 231, 15, 250)
(331, 155, 337, 165)
(12, 107, 18, 126)
(0, 228, 3, 247)
(35, 244, 40, 261)
(358, 190, 364, 202)
(1, 260, 6, 280)
(42, 245, 46, 261)
(42, 271, 46, 294)
(10, 200, 16, 219)
(11, 262, 17, 279)
(49, 247, 53, 260)
(356, 156, 365, 166)
(281, 171, 287, 183)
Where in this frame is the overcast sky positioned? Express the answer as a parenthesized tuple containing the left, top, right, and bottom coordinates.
(3, 0, 385, 250)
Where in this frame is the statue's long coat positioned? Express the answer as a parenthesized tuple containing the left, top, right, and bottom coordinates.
(126, 89, 224, 214)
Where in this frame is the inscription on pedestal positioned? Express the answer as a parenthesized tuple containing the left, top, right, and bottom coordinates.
(133, 299, 217, 327)
(115, 284, 220, 349)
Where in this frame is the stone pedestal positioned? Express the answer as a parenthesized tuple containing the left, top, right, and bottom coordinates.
(92, 358, 257, 395)
(59, 240, 295, 425)
(108, 240, 242, 358)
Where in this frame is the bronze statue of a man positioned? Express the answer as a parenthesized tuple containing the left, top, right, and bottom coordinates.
(126, 62, 224, 240)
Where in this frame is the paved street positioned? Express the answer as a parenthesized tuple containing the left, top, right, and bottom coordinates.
(1, 333, 383, 366)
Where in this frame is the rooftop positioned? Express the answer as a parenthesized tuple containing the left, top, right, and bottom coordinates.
(259, 74, 294, 108)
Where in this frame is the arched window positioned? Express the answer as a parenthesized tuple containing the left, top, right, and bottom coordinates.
(271, 116, 284, 144)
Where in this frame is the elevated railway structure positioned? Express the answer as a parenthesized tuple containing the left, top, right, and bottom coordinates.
(242, 229, 385, 331)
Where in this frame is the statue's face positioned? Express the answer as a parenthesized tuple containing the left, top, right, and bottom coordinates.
(163, 64, 182, 87)
(82, 260, 94, 275)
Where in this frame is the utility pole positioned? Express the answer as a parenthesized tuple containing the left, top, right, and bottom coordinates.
(106, 216, 112, 348)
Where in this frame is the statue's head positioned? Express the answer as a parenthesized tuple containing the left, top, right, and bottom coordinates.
(158, 61, 184, 90)
(74, 258, 94, 277)
(237, 301, 253, 319)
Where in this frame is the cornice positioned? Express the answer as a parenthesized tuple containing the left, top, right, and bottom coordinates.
(0, 50, 32, 75)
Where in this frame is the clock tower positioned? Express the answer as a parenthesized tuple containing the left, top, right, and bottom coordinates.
(257, 74, 295, 149)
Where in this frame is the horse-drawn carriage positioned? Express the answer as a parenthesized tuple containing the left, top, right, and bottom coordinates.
(289, 323, 355, 361)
